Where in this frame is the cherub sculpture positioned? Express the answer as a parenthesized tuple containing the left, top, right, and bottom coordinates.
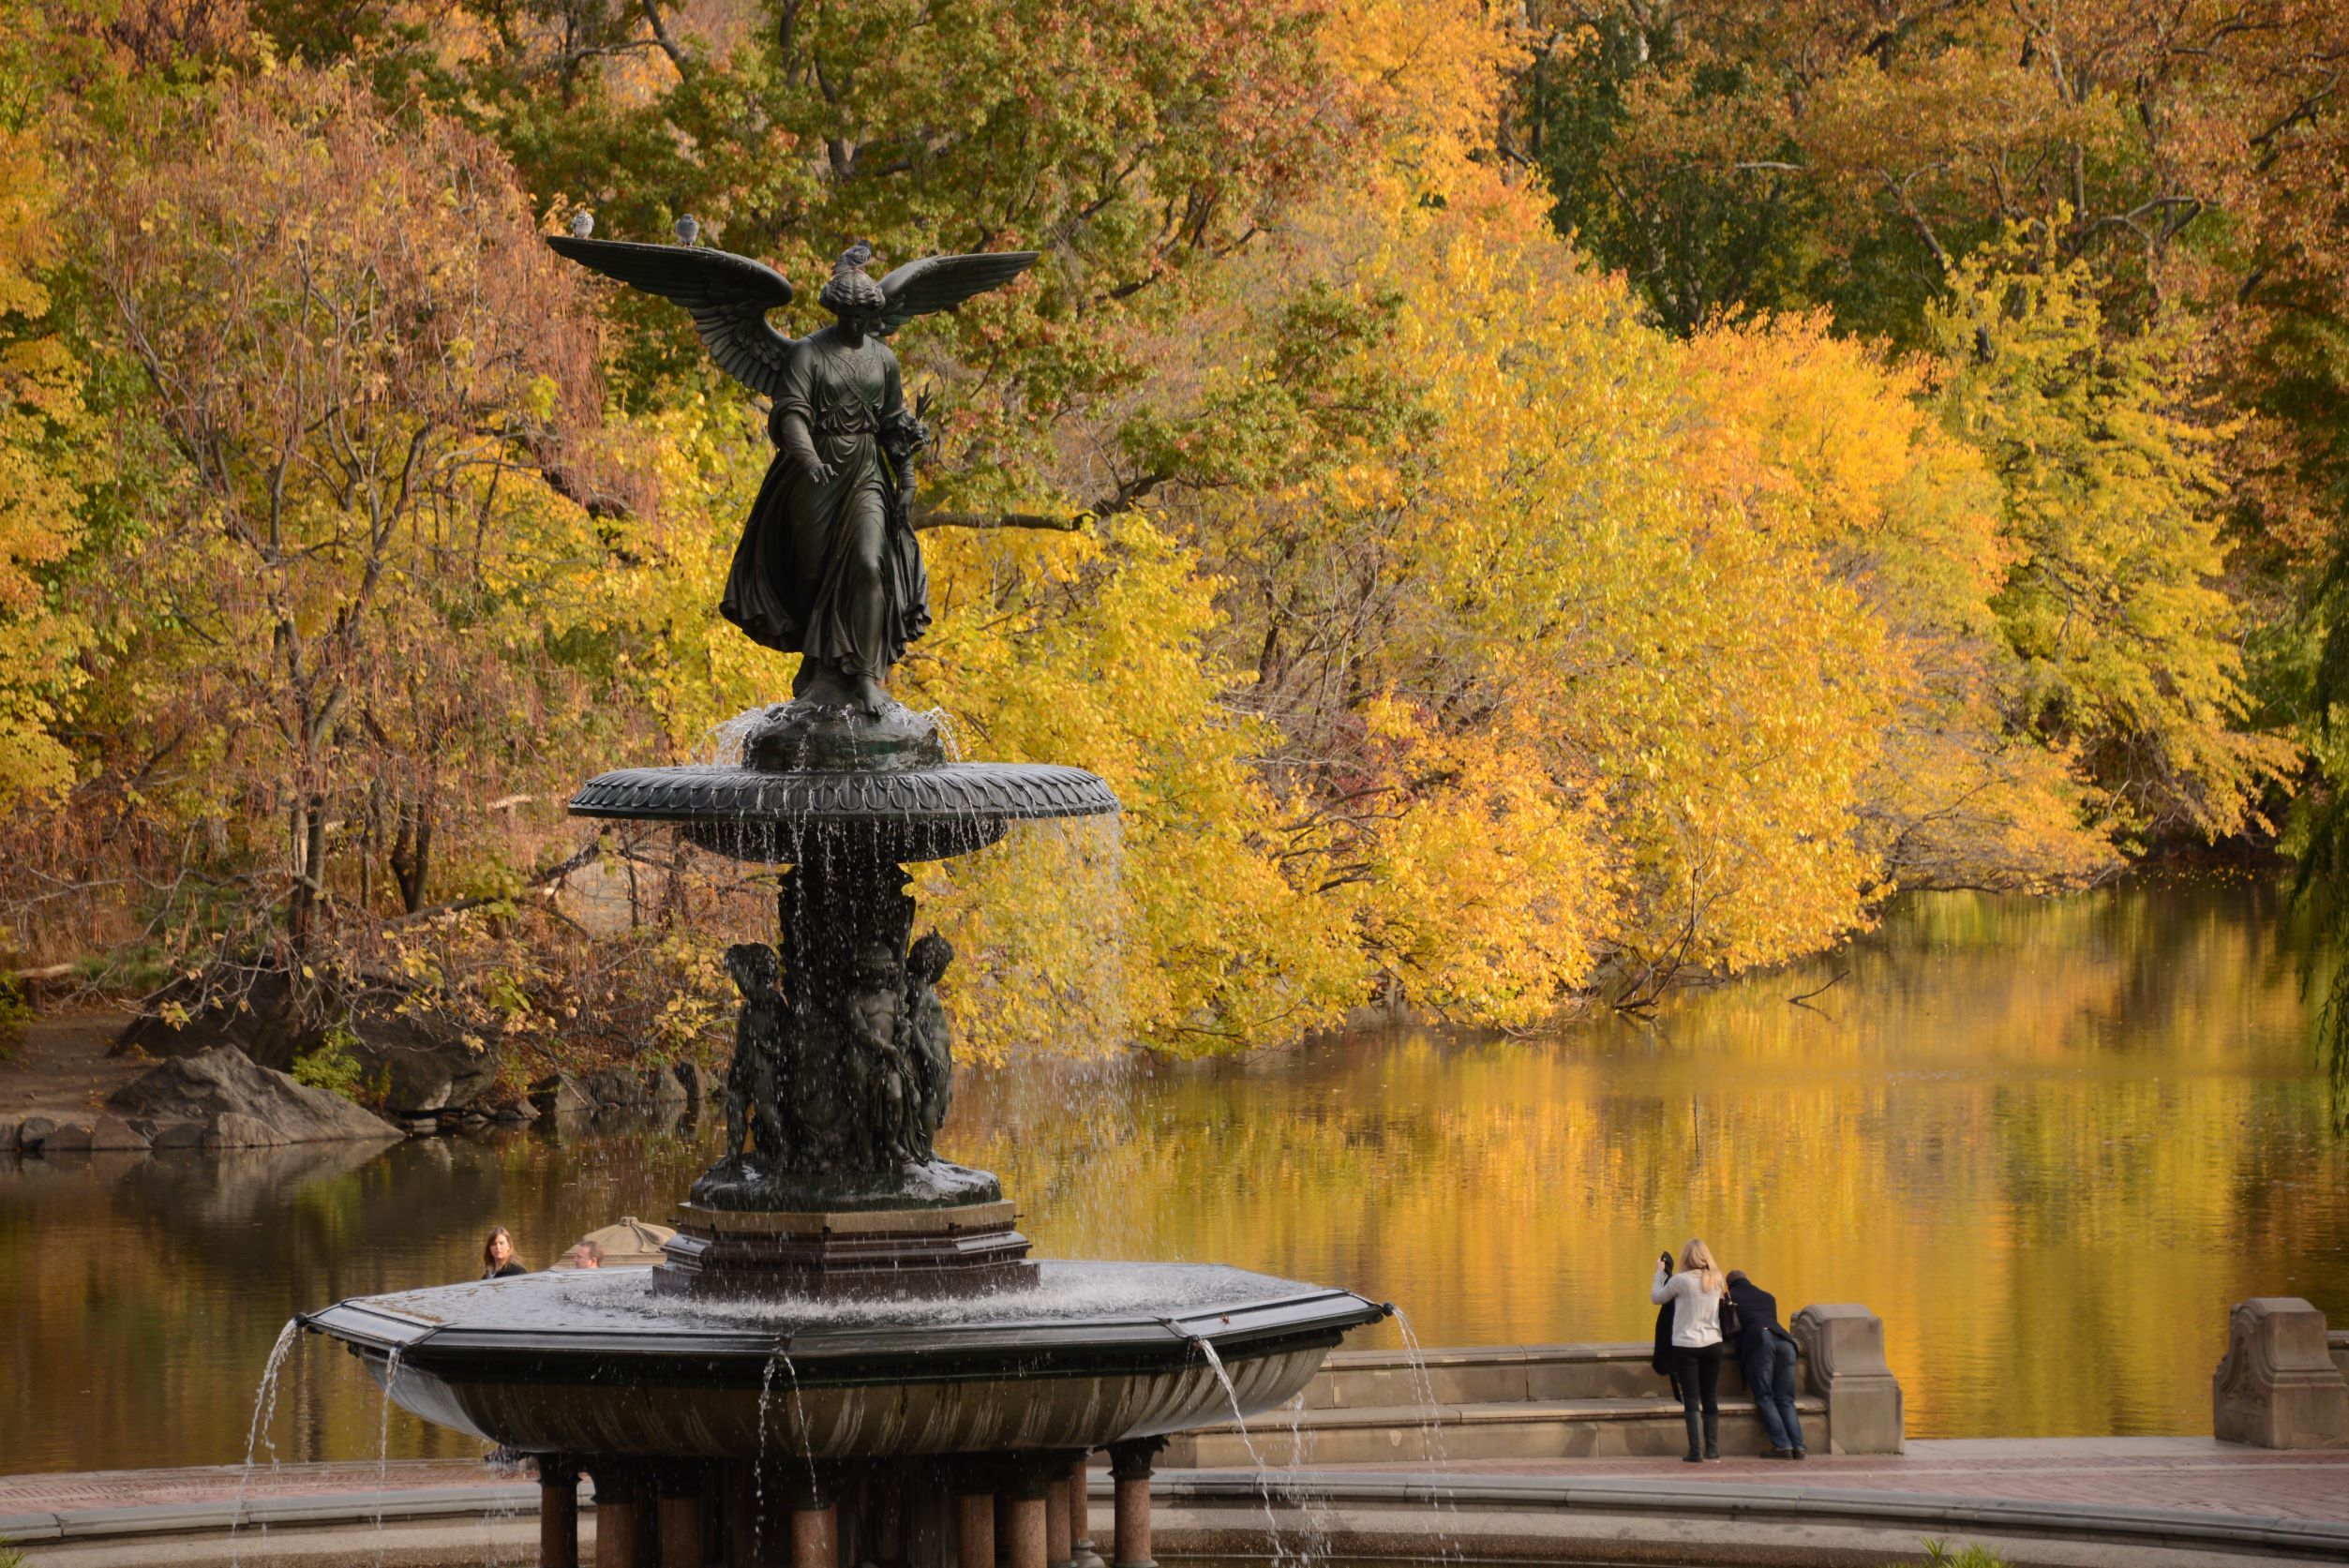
(904, 932, 956, 1148)
(720, 942, 787, 1159)
(548, 228, 1037, 713)
(845, 942, 918, 1165)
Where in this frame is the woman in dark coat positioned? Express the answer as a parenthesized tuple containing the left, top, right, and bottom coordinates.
(480, 1225, 526, 1279)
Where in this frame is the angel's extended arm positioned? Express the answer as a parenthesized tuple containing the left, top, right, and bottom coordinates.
(768, 404, 832, 485)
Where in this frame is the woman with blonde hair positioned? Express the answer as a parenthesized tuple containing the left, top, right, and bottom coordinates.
(1649, 1238, 1727, 1462)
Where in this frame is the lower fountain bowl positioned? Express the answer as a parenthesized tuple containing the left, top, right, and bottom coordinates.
(299, 1262, 1388, 1460)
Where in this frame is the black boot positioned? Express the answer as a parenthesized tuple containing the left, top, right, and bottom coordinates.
(1683, 1406, 1704, 1463)
(1703, 1409, 1720, 1460)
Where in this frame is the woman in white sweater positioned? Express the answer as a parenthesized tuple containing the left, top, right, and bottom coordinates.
(1650, 1238, 1728, 1462)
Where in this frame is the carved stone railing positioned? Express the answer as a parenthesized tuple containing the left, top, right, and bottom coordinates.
(1789, 1303, 1905, 1456)
(2214, 1297, 2349, 1449)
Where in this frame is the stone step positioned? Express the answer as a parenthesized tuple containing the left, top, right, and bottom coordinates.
(1166, 1395, 1829, 1467)
(1303, 1342, 1786, 1408)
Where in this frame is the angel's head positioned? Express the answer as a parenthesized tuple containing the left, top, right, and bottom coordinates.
(820, 242, 887, 336)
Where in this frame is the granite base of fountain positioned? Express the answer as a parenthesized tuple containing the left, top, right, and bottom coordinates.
(298, 699, 1388, 1568)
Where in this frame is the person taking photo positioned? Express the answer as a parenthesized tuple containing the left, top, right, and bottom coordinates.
(1649, 1239, 1728, 1462)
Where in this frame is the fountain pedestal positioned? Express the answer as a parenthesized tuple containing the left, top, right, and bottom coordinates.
(300, 699, 1390, 1568)
(654, 1198, 1034, 1296)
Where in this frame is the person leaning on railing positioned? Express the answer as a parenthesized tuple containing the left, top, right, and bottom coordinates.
(1725, 1269, 1806, 1459)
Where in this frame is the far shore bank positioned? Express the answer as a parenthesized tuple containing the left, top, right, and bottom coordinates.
(1, 1009, 150, 1123)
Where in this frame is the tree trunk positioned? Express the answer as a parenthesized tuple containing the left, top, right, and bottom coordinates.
(389, 797, 433, 916)
(288, 793, 327, 946)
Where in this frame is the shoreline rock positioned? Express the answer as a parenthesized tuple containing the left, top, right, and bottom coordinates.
(107, 1045, 401, 1145)
(116, 971, 505, 1117)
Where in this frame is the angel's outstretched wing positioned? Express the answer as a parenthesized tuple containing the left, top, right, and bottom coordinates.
(548, 236, 797, 397)
(875, 251, 1040, 336)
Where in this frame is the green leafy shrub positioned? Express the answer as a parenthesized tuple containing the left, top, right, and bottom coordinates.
(1908, 1542, 2013, 1568)
(291, 1023, 366, 1102)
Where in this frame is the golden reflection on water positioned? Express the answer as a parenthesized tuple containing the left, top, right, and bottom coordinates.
(0, 878, 2342, 1473)
(945, 875, 2349, 1441)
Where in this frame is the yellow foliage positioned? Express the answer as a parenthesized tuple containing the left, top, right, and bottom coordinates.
(1930, 229, 2297, 841)
(1683, 312, 2117, 890)
(1322, 0, 1527, 206)
(0, 123, 89, 808)
(1156, 167, 1916, 1015)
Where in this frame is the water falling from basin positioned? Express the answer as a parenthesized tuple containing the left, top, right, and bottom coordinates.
(229, 1318, 300, 1568)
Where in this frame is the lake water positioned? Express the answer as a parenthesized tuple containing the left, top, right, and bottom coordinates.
(1, 874, 2342, 1474)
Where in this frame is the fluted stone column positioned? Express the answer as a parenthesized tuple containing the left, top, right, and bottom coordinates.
(1105, 1440, 1164, 1568)
(537, 1456, 580, 1568)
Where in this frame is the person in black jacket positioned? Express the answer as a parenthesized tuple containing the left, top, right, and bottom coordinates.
(1724, 1269, 1804, 1457)
(480, 1225, 527, 1279)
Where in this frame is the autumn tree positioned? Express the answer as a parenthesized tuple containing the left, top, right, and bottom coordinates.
(1930, 228, 2294, 840)
(65, 67, 627, 962)
(0, 54, 90, 809)
(10, 0, 2334, 1056)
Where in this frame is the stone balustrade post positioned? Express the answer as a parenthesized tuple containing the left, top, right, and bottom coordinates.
(2214, 1297, 2349, 1449)
(1789, 1304, 1903, 1455)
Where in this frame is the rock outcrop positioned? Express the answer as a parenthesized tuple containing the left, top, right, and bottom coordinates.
(108, 1046, 401, 1144)
(117, 971, 506, 1116)
(532, 1062, 700, 1118)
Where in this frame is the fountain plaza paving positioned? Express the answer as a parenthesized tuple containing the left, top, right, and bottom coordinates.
(4, 1439, 2343, 1527)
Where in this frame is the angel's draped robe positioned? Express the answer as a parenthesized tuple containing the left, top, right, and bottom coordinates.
(721, 326, 929, 679)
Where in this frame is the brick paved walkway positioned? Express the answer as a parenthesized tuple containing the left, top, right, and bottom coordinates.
(4, 1439, 2343, 1526)
(0, 1458, 519, 1514)
(1337, 1438, 2349, 1524)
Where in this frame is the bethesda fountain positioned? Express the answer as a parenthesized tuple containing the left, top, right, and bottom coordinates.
(298, 223, 1389, 1568)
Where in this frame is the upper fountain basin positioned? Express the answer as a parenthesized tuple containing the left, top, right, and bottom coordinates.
(568, 761, 1118, 862)
(569, 700, 1118, 862)
(301, 1261, 1388, 1460)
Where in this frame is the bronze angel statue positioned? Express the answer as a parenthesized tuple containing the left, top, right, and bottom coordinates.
(549, 226, 1037, 712)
